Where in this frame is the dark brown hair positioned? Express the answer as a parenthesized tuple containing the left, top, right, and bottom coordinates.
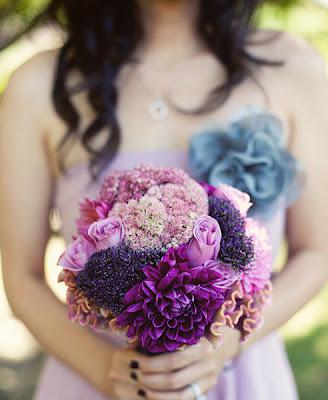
(1, 1, 282, 179)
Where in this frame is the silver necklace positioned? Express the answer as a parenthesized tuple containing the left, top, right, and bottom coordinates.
(148, 97, 170, 121)
(134, 64, 173, 121)
(130, 48, 204, 121)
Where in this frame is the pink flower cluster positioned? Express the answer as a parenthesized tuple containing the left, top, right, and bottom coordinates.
(98, 165, 209, 251)
(241, 218, 272, 294)
(99, 164, 192, 205)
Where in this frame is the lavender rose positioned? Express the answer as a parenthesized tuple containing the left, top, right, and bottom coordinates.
(57, 235, 95, 272)
(88, 217, 124, 251)
(214, 184, 252, 217)
(187, 215, 222, 267)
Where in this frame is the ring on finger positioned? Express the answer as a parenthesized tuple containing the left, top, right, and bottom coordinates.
(189, 382, 205, 400)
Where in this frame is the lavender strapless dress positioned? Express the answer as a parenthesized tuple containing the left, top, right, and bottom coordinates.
(34, 149, 299, 400)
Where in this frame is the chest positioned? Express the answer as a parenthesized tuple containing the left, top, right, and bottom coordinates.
(47, 55, 289, 175)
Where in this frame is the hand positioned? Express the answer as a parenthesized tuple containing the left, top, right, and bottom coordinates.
(122, 326, 240, 400)
(100, 346, 150, 399)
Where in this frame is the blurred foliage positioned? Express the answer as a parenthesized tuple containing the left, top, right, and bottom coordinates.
(257, 0, 328, 56)
(0, 0, 49, 49)
(284, 283, 328, 400)
(0, 0, 47, 18)
(287, 325, 328, 400)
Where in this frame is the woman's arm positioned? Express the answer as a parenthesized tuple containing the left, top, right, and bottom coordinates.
(240, 40, 328, 351)
(0, 54, 134, 396)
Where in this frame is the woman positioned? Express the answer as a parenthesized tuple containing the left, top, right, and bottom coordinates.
(0, 0, 327, 399)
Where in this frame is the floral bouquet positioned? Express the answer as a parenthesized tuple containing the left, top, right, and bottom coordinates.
(58, 164, 272, 354)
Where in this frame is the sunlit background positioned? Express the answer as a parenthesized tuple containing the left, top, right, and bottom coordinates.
(0, 1, 328, 399)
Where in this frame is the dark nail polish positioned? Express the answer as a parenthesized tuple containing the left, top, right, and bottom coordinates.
(130, 360, 139, 369)
(130, 371, 138, 381)
(138, 389, 146, 397)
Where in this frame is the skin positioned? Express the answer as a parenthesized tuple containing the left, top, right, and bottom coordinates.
(1, 0, 328, 398)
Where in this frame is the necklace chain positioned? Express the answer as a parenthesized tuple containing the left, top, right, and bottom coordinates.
(127, 47, 205, 121)
(135, 65, 172, 121)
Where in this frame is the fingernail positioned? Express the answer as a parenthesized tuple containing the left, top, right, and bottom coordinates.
(130, 371, 138, 381)
(138, 389, 146, 397)
(130, 360, 139, 369)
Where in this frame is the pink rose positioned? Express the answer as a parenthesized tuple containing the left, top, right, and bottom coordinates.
(214, 184, 252, 217)
(187, 215, 222, 267)
(57, 235, 95, 272)
(88, 217, 124, 251)
(76, 198, 111, 234)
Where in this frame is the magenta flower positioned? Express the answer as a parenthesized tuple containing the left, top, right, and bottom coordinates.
(88, 217, 124, 251)
(187, 215, 222, 267)
(116, 245, 231, 353)
(203, 260, 239, 290)
(76, 198, 111, 235)
(57, 235, 95, 272)
(99, 164, 192, 205)
(241, 218, 272, 294)
(214, 184, 252, 217)
(199, 182, 217, 197)
(111, 181, 208, 251)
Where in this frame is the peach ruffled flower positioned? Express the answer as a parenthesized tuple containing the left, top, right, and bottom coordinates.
(210, 280, 272, 343)
(58, 269, 115, 332)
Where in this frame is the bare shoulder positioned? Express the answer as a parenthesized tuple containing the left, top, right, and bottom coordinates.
(1, 48, 60, 124)
(3, 48, 59, 94)
(249, 30, 327, 117)
(0, 48, 65, 178)
(249, 29, 326, 78)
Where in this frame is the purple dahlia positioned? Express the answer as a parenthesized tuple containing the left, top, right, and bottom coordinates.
(116, 245, 236, 353)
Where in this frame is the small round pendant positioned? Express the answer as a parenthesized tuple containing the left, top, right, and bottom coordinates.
(148, 98, 169, 121)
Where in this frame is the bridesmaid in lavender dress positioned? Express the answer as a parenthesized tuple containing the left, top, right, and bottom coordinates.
(1, 1, 328, 400)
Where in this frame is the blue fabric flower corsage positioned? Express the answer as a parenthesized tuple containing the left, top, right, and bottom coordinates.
(188, 110, 304, 218)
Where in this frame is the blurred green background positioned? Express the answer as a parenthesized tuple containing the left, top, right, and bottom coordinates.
(0, 1, 327, 399)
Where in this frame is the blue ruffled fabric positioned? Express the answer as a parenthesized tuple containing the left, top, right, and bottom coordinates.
(188, 109, 304, 218)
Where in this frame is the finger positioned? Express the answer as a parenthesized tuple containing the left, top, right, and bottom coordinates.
(123, 349, 147, 369)
(145, 373, 219, 400)
(108, 360, 140, 385)
(115, 382, 148, 400)
(137, 359, 215, 391)
(111, 348, 150, 380)
(185, 373, 219, 397)
(138, 342, 208, 373)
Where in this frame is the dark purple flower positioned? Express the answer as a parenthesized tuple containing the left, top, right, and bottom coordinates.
(116, 245, 234, 353)
(209, 196, 254, 270)
(76, 244, 164, 315)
